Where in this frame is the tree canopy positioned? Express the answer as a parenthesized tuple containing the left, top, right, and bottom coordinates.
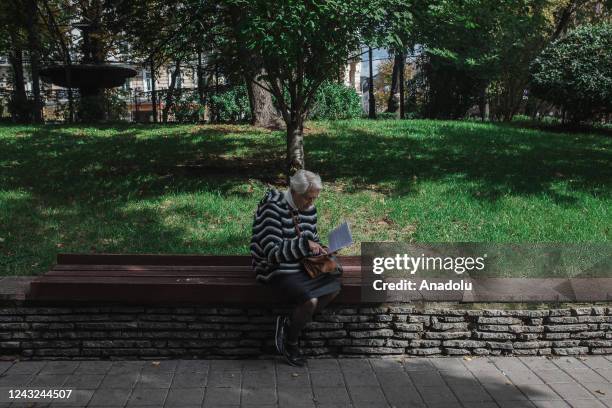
(530, 22, 612, 122)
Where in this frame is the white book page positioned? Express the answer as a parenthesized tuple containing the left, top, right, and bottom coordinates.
(327, 221, 353, 253)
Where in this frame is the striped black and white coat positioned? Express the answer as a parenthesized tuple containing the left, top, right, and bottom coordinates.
(250, 189, 321, 283)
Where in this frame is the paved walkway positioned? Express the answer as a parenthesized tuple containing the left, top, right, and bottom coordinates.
(0, 356, 611, 408)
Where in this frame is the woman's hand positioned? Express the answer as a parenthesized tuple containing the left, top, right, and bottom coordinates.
(308, 240, 326, 256)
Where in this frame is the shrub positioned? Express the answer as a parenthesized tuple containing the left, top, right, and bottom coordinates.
(105, 89, 129, 121)
(377, 112, 398, 120)
(209, 85, 251, 123)
(172, 91, 204, 123)
(529, 23, 612, 123)
(308, 80, 362, 120)
(77, 89, 129, 122)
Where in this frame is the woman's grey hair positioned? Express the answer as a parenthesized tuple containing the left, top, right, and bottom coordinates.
(289, 169, 322, 194)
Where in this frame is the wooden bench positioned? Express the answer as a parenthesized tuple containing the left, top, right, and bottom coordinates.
(26, 253, 363, 304)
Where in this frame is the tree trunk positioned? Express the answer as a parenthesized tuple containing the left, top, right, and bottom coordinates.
(197, 50, 204, 104)
(150, 57, 157, 123)
(196, 51, 205, 123)
(246, 67, 284, 128)
(213, 63, 219, 123)
(386, 52, 400, 113)
(286, 114, 305, 181)
(8, 46, 29, 123)
(479, 86, 489, 121)
(398, 51, 405, 119)
(551, 1, 577, 42)
(26, 0, 42, 123)
(368, 46, 376, 119)
(162, 60, 181, 123)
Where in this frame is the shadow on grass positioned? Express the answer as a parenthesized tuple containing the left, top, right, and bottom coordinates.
(0, 125, 286, 204)
(308, 120, 611, 206)
(1, 121, 610, 204)
(0, 121, 610, 274)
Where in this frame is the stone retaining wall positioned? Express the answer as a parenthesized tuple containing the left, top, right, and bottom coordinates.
(1, 303, 611, 360)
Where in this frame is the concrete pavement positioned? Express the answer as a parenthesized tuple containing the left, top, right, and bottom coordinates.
(0, 355, 611, 408)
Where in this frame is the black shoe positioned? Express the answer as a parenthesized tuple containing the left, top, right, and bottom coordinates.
(282, 338, 306, 367)
(274, 315, 285, 355)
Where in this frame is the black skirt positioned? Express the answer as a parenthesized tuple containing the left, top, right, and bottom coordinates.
(269, 266, 342, 305)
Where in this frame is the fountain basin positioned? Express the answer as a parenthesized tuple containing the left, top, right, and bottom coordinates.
(40, 64, 137, 89)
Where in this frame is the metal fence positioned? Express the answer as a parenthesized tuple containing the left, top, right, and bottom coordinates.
(0, 84, 235, 124)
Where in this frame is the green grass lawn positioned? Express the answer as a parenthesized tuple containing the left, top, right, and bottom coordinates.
(0, 119, 610, 276)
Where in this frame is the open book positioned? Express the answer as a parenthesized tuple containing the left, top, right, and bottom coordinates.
(326, 221, 353, 254)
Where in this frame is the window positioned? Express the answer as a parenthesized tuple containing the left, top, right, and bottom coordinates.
(167, 67, 183, 89)
(142, 69, 151, 92)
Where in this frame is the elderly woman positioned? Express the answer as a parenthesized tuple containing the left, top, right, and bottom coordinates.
(250, 169, 341, 366)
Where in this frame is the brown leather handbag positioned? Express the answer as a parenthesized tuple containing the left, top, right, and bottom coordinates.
(290, 210, 342, 279)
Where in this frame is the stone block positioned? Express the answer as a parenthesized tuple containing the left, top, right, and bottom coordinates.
(409, 340, 441, 348)
(345, 323, 389, 330)
(552, 347, 589, 355)
(445, 348, 471, 355)
(425, 331, 471, 340)
(349, 329, 394, 338)
(392, 323, 423, 332)
(486, 341, 513, 350)
(442, 340, 486, 348)
(385, 339, 412, 348)
(544, 332, 571, 339)
(477, 324, 511, 332)
(552, 340, 581, 347)
(392, 332, 421, 340)
(476, 332, 515, 340)
(477, 317, 522, 325)
(547, 317, 579, 324)
(570, 307, 593, 316)
(581, 340, 612, 347)
(302, 330, 347, 339)
(544, 324, 589, 332)
(430, 322, 469, 331)
(342, 346, 404, 354)
(359, 307, 389, 314)
(388, 306, 414, 314)
(570, 331, 605, 339)
(512, 341, 550, 349)
(407, 347, 442, 355)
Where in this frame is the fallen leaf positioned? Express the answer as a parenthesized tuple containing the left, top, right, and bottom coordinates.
(382, 215, 395, 225)
(463, 356, 472, 361)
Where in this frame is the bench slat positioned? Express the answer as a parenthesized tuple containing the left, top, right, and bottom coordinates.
(57, 253, 362, 266)
(32, 275, 363, 284)
(28, 253, 365, 304)
(53, 264, 363, 272)
(28, 280, 362, 304)
(47, 267, 362, 278)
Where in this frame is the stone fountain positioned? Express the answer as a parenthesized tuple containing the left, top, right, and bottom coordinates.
(40, 20, 137, 121)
